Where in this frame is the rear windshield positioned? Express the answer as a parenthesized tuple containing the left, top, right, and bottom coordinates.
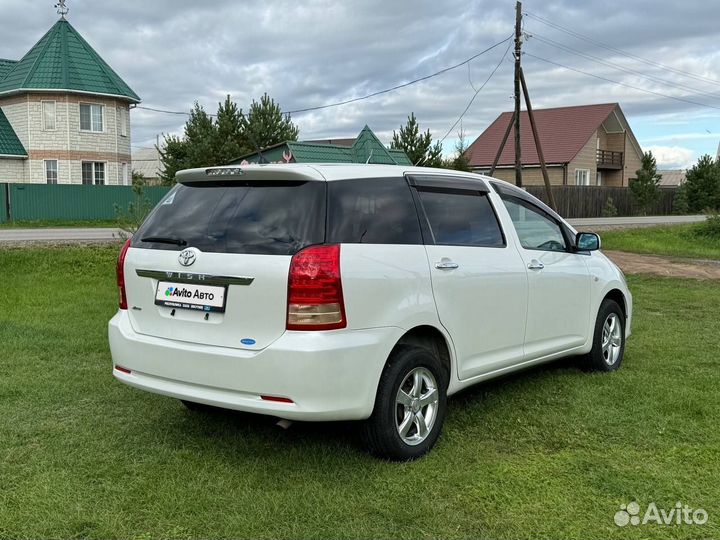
(132, 181, 326, 255)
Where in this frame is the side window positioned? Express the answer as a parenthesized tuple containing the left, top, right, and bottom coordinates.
(417, 189, 504, 247)
(327, 178, 422, 244)
(500, 196, 566, 252)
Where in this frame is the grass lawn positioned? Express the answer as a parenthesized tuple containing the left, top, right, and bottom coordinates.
(1, 245, 719, 539)
(0, 219, 119, 229)
(600, 223, 720, 260)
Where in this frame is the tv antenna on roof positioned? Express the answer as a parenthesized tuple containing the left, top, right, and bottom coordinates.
(55, 0, 69, 18)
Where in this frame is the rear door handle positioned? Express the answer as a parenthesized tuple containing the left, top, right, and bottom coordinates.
(528, 259, 544, 270)
(435, 260, 459, 270)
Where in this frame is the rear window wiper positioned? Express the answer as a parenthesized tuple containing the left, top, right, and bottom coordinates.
(140, 236, 188, 246)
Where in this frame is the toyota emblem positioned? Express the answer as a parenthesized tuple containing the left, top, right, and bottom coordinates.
(178, 249, 197, 267)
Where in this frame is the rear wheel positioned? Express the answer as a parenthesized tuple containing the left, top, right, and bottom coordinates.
(585, 299, 626, 371)
(362, 346, 447, 460)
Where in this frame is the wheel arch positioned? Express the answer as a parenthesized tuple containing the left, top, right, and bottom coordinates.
(391, 325, 454, 390)
(602, 288, 628, 319)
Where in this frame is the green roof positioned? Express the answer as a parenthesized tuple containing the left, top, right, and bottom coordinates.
(233, 126, 412, 165)
(0, 108, 27, 157)
(0, 19, 140, 102)
(0, 59, 17, 80)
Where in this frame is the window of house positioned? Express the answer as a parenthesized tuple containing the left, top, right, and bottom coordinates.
(575, 169, 590, 186)
(118, 107, 127, 137)
(42, 101, 56, 131)
(82, 162, 106, 185)
(80, 103, 104, 132)
(121, 163, 129, 185)
(45, 160, 58, 184)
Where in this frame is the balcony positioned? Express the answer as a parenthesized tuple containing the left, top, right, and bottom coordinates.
(596, 149, 623, 169)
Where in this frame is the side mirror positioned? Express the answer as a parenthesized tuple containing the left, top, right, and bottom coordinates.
(576, 232, 600, 251)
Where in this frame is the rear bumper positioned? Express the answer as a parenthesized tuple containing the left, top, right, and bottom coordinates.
(108, 311, 401, 421)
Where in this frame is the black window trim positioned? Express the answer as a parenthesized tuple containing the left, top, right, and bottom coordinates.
(406, 174, 507, 249)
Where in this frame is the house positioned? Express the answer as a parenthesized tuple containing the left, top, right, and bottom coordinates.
(465, 103, 643, 187)
(132, 147, 163, 185)
(230, 126, 412, 165)
(0, 8, 140, 185)
(658, 169, 686, 187)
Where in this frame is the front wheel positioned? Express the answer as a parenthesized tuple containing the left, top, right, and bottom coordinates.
(585, 299, 626, 372)
(361, 346, 447, 460)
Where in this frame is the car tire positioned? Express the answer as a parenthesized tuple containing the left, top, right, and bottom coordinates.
(361, 345, 447, 461)
(585, 299, 626, 372)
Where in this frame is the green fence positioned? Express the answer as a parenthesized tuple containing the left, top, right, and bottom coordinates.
(0, 183, 172, 223)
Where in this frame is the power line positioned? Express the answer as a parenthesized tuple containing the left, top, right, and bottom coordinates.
(528, 32, 720, 101)
(286, 35, 513, 114)
(524, 11, 720, 87)
(438, 41, 513, 145)
(132, 36, 512, 119)
(524, 52, 720, 111)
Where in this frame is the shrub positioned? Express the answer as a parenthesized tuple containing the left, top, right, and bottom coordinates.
(692, 213, 720, 239)
(673, 184, 689, 215)
(114, 173, 152, 238)
(602, 196, 618, 217)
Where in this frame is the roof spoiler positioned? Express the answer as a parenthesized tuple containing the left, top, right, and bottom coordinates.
(175, 165, 326, 184)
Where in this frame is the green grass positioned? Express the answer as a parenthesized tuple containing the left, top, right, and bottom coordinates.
(1, 246, 719, 539)
(0, 219, 119, 229)
(601, 223, 720, 260)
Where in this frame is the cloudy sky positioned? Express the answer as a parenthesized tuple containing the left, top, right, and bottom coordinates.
(2, 0, 719, 169)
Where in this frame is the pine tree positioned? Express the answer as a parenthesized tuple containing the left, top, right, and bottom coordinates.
(630, 151, 662, 215)
(684, 154, 720, 212)
(214, 95, 248, 164)
(184, 102, 217, 166)
(243, 93, 299, 151)
(391, 113, 443, 167)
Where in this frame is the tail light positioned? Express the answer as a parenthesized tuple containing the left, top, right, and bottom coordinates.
(117, 238, 131, 309)
(287, 244, 346, 330)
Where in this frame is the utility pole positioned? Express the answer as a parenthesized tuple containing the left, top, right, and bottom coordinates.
(513, 0, 523, 188)
(520, 67, 557, 210)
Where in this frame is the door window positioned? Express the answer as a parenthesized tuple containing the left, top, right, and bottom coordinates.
(417, 189, 504, 247)
(500, 197, 567, 252)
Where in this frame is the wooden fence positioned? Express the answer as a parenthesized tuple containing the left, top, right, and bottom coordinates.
(525, 186, 677, 219)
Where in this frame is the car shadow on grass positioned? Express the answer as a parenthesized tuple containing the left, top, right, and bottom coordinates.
(138, 355, 587, 462)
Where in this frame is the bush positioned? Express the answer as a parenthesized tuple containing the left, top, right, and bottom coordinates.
(602, 196, 618, 217)
(692, 213, 720, 239)
(114, 173, 152, 238)
(673, 184, 689, 215)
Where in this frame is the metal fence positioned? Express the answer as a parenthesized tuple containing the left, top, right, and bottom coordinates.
(525, 186, 678, 219)
(0, 183, 172, 223)
(0, 182, 679, 224)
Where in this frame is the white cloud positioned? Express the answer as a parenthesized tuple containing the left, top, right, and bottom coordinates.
(646, 146, 696, 169)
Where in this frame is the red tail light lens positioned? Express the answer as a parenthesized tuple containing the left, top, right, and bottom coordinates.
(117, 238, 131, 310)
(287, 244, 346, 331)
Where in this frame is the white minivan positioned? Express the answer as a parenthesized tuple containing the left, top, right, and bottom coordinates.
(109, 164, 631, 460)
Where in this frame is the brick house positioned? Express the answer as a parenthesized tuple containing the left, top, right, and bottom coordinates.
(465, 103, 643, 187)
(0, 15, 140, 185)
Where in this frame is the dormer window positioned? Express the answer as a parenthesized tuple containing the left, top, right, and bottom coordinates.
(80, 103, 104, 132)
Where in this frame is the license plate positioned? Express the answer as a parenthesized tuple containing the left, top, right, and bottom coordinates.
(155, 281, 227, 313)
